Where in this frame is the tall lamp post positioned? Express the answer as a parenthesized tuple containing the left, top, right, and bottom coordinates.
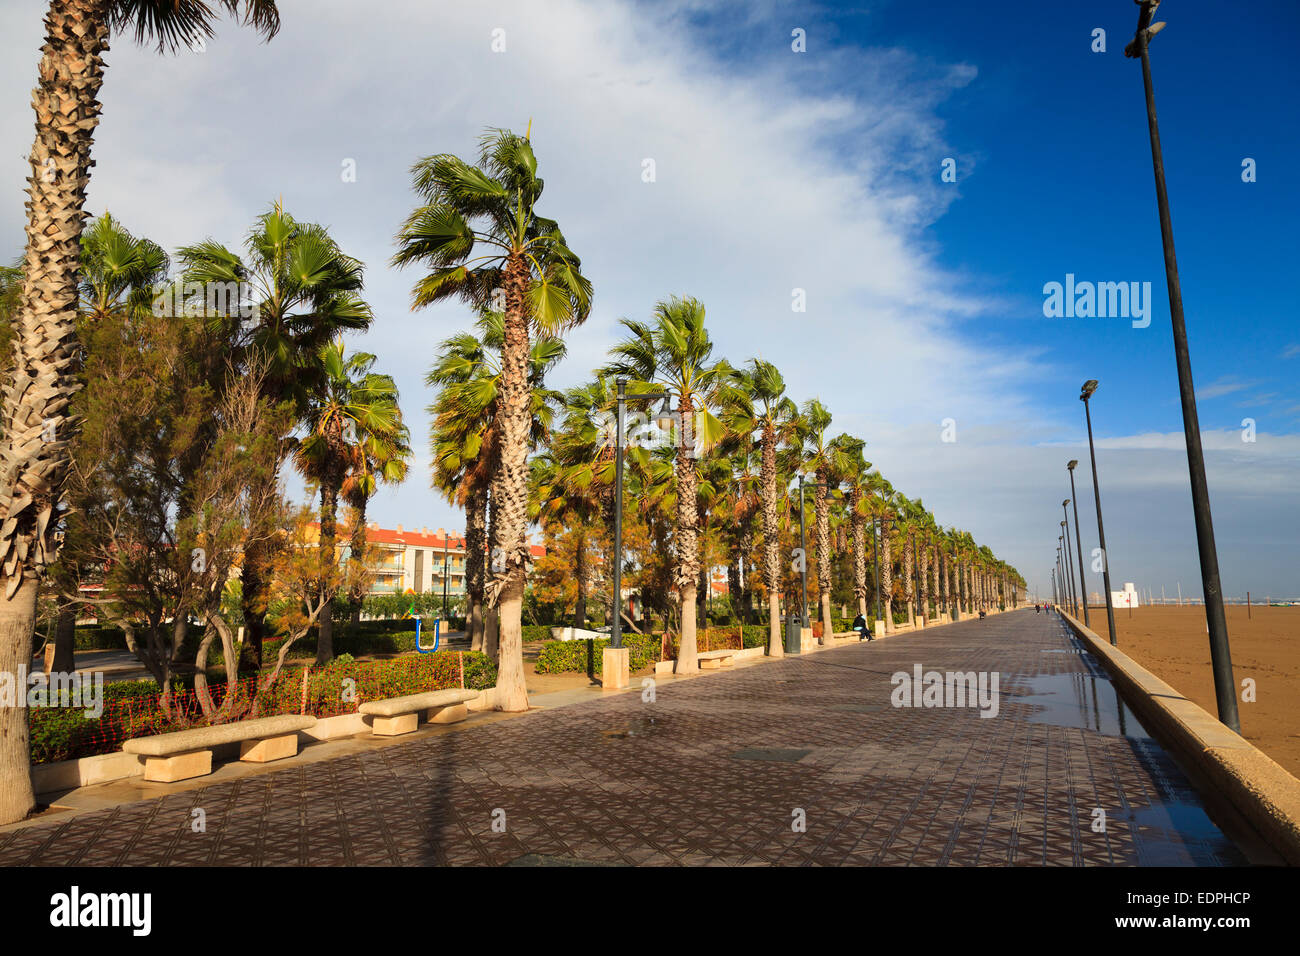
(1057, 538, 1068, 612)
(1061, 510, 1078, 616)
(1125, 0, 1238, 733)
(1081, 380, 1119, 647)
(610, 377, 670, 651)
(1067, 461, 1091, 627)
(872, 516, 881, 625)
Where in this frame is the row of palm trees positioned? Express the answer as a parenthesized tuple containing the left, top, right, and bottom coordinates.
(0, 0, 1018, 825)
(426, 286, 1025, 687)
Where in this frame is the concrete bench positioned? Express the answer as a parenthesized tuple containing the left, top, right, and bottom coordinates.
(696, 649, 738, 670)
(123, 714, 317, 783)
(358, 688, 480, 736)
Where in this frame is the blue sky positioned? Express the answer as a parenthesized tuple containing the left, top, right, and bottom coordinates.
(1, 0, 1296, 601)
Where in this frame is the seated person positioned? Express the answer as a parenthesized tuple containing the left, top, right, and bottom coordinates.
(851, 612, 873, 641)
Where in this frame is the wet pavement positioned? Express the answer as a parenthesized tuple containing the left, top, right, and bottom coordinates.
(0, 610, 1247, 866)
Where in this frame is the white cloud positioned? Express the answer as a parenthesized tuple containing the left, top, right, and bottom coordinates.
(0, 0, 1294, 600)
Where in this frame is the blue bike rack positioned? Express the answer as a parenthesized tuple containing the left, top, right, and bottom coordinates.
(415, 616, 441, 653)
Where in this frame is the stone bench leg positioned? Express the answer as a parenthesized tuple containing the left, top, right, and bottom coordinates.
(143, 750, 212, 783)
(426, 703, 468, 724)
(371, 713, 419, 736)
(721, 656, 735, 667)
(699, 658, 723, 670)
(240, 733, 300, 763)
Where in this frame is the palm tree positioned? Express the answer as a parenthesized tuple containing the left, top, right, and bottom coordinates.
(602, 297, 726, 674)
(294, 339, 402, 664)
(839, 439, 872, 620)
(797, 400, 852, 642)
(718, 359, 799, 655)
(0, 0, 281, 826)
(341, 401, 411, 628)
(394, 128, 590, 712)
(427, 312, 566, 653)
(179, 202, 373, 665)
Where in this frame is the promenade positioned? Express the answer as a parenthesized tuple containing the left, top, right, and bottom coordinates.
(0, 610, 1245, 866)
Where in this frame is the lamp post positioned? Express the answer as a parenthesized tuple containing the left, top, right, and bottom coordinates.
(1051, 567, 1058, 608)
(1067, 461, 1091, 627)
(1081, 380, 1119, 647)
(1061, 510, 1078, 616)
(611, 377, 670, 650)
(1057, 539, 1066, 611)
(796, 474, 810, 628)
(1125, 0, 1238, 733)
(872, 515, 881, 624)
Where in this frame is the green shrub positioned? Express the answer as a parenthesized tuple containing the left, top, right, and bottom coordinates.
(534, 632, 660, 675)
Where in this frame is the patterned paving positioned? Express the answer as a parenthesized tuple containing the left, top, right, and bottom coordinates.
(0, 610, 1246, 866)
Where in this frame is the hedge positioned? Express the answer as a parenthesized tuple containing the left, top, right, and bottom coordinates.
(534, 632, 661, 675)
(27, 651, 496, 764)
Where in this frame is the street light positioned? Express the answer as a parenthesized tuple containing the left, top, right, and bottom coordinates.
(1067, 460, 1091, 627)
(872, 515, 881, 626)
(1081, 379, 1119, 647)
(611, 377, 671, 650)
(1125, 0, 1239, 734)
(1061, 507, 1078, 616)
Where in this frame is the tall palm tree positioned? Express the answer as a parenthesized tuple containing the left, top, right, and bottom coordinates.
(718, 359, 799, 655)
(394, 128, 590, 712)
(427, 312, 565, 653)
(294, 339, 402, 664)
(797, 400, 852, 642)
(602, 296, 726, 674)
(179, 202, 373, 665)
(341, 401, 411, 627)
(0, 0, 281, 826)
(839, 439, 872, 620)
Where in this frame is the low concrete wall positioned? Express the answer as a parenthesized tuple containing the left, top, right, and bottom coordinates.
(1060, 610, 1300, 865)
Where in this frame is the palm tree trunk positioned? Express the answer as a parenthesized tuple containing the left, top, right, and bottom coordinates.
(760, 427, 782, 656)
(903, 535, 915, 626)
(851, 499, 867, 618)
(0, 0, 112, 826)
(486, 256, 533, 712)
(880, 517, 894, 633)
(814, 471, 832, 643)
(674, 394, 700, 673)
(348, 497, 369, 628)
(53, 591, 76, 673)
(465, 483, 487, 651)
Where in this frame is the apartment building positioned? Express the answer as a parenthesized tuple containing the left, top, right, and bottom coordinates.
(360, 524, 468, 597)
(355, 523, 546, 596)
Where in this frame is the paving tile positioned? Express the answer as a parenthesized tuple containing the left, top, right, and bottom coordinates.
(0, 611, 1247, 866)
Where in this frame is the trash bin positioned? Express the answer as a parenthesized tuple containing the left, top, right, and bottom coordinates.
(785, 615, 802, 654)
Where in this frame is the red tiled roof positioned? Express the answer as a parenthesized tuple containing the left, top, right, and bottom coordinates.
(316, 523, 544, 557)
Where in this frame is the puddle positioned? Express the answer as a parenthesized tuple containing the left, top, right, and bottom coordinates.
(600, 716, 659, 739)
(1015, 672, 1150, 739)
